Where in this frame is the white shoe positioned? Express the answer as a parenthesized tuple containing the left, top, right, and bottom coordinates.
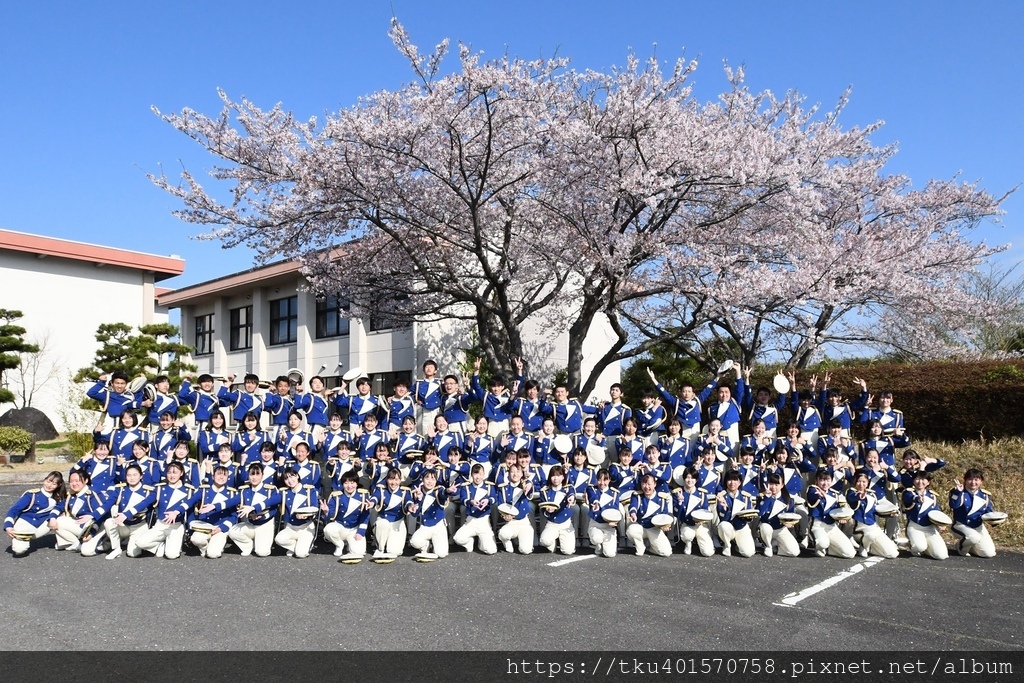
(800, 536, 810, 549)
(683, 541, 692, 556)
(503, 541, 514, 554)
(286, 550, 294, 557)
(68, 541, 81, 552)
(155, 543, 165, 558)
(763, 545, 773, 558)
(106, 547, 122, 560)
(814, 548, 827, 557)
(721, 545, 731, 557)
(635, 549, 645, 557)
(858, 547, 869, 558)
(333, 546, 344, 557)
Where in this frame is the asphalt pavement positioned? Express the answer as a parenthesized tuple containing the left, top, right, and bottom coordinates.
(1, 484, 1021, 651)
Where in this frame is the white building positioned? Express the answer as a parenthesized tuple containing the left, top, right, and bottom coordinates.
(157, 258, 619, 407)
(0, 228, 185, 431)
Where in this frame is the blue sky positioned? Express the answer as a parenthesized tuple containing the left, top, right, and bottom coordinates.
(2, 1, 1021, 289)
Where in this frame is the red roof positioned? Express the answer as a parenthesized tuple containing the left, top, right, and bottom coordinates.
(0, 228, 185, 281)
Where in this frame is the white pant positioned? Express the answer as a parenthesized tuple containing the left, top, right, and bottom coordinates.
(678, 523, 715, 557)
(417, 407, 439, 436)
(104, 518, 148, 558)
(323, 521, 367, 556)
(759, 523, 800, 557)
(717, 523, 755, 557)
(626, 524, 672, 557)
(906, 521, 948, 560)
(373, 518, 407, 556)
(810, 519, 855, 558)
(453, 515, 497, 554)
(588, 521, 618, 557)
(135, 521, 187, 559)
(54, 516, 94, 550)
(8, 518, 51, 555)
(487, 419, 509, 439)
(191, 527, 230, 558)
(227, 519, 276, 557)
(856, 522, 899, 559)
(498, 517, 534, 554)
(410, 522, 449, 558)
(276, 521, 316, 558)
(952, 522, 996, 558)
(540, 519, 575, 555)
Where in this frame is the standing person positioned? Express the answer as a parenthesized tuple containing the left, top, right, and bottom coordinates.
(614, 417, 646, 466)
(144, 375, 181, 432)
(133, 461, 199, 560)
(104, 411, 147, 463)
(634, 391, 667, 444)
(647, 367, 702, 446)
(902, 471, 948, 560)
(87, 372, 146, 437)
(469, 358, 515, 438)
(509, 378, 545, 435)
(498, 415, 535, 461)
(598, 383, 632, 453)
(264, 375, 296, 441)
(949, 468, 997, 558)
(790, 373, 823, 450)
(858, 385, 907, 436)
(231, 412, 270, 467)
(816, 373, 868, 437)
(218, 373, 266, 423)
(439, 374, 474, 435)
(54, 471, 107, 553)
(541, 385, 597, 437)
(739, 366, 787, 438)
(701, 366, 745, 447)
(412, 359, 443, 436)
(151, 412, 191, 463)
(335, 376, 384, 434)
(383, 378, 416, 440)
(626, 474, 674, 557)
(103, 464, 156, 560)
(295, 374, 333, 441)
(858, 419, 910, 468)
(228, 463, 282, 558)
(178, 372, 225, 434)
(4, 472, 66, 557)
(275, 409, 316, 465)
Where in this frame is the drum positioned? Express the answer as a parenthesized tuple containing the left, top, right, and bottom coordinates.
(672, 465, 688, 486)
(342, 367, 365, 382)
(734, 509, 758, 520)
(717, 360, 734, 375)
(552, 434, 574, 455)
(538, 502, 561, 513)
(413, 551, 438, 563)
(773, 373, 790, 394)
(586, 444, 606, 466)
(497, 503, 518, 517)
(339, 553, 363, 565)
(128, 375, 148, 394)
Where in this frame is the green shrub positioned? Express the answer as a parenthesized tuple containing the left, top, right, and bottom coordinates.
(0, 426, 34, 453)
(66, 432, 95, 458)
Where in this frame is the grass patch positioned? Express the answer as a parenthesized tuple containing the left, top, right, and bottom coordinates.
(35, 440, 68, 450)
(911, 438, 1024, 551)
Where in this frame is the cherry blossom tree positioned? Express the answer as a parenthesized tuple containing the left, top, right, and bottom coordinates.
(151, 21, 1010, 393)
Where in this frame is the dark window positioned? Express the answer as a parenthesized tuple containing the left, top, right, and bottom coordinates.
(194, 314, 214, 356)
(316, 296, 350, 339)
(229, 306, 252, 351)
(269, 296, 298, 345)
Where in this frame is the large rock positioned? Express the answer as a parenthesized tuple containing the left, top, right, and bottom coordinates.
(0, 407, 59, 441)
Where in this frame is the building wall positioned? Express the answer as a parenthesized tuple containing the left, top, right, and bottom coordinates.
(0, 249, 168, 431)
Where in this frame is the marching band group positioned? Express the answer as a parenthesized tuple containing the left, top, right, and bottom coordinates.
(4, 358, 1007, 563)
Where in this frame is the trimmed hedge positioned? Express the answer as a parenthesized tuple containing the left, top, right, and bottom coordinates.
(746, 359, 1024, 442)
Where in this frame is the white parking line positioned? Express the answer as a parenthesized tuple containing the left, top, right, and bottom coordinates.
(547, 555, 599, 567)
(774, 556, 885, 607)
